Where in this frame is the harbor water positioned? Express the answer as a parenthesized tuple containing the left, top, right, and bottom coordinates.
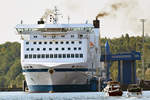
(0, 91, 150, 100)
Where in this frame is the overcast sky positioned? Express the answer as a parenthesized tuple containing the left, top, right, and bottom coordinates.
(0, 0, 149, 44)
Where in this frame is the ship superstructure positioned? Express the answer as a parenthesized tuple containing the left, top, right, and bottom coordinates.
(16, 7, 101, 92)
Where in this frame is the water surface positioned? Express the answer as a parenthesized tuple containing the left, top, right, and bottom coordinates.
(0, 91, 150, 100)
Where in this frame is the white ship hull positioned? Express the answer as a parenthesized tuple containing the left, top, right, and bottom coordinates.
(23, 64, 94, 92)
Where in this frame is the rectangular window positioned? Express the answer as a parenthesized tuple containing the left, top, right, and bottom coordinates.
(50, 54, 53, 58)
(80, 54, 83, 58)
(46, 54, 49, 58)
(29, 54, 32, 59)
(71, 54, 74, 58)
(26, 42, 29, 45)
(37, 54, 40, 58)
(58, 54, 62, 58)
(63, 54, 66, 58)
(42, 54, 45, 58)
(75, 54, 79, 58)
(33, 54, 36, 58)
(67, 54, 70, 58)
(54, 54, 57, 58)
(24, 54, 28, 59)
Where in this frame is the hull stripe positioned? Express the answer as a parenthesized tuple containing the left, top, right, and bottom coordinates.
(28, 84, 94, 92)
(22, 68, 96, 72)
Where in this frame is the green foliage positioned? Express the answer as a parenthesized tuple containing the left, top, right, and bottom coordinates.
(0, 42, 24, 88)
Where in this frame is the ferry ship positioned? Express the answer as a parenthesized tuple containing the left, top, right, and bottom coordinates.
(16, 7, 101, 92)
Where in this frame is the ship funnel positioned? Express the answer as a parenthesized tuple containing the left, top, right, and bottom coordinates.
(37, 18, 45, 24)
(93, 18, 100, 28)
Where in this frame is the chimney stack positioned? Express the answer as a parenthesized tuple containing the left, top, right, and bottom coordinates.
(93, 18, 100, 28)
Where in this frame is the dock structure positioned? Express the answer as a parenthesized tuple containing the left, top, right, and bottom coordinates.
(100, 41, 141, 90)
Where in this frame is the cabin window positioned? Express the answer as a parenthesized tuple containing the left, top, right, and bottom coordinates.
(55, 41, 58, 44)
(71, 35, 74, 38)
(33, 42, 36, 44)
(34, 36, 37, 38)
(49, 42, 52, 44)
(26, 48, 29, 51)
(31, 48, 34, 51)
(60, 41, 63, 44)
(43, 48, 46, 51)
(55, 48, 58, 50)
(79, 41, 82, 44)
(71, 41, 74, 44)
(44, 42, 47, 44)
(74, 47, 77, 50)
(66, 41, 69, 44)
(78, 47, 81, 50)
(37, 48, 40, 51)
(62, 48, 65, 50)
(39, 42, 42, 44)
(49, 48, 52, 51)
(68, 48, 71, 50)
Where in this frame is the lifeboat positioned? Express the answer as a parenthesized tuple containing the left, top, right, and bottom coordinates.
(103, 81, 123, 96)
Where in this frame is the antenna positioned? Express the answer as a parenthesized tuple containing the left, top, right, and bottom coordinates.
(67, 16, 70, 24)
(53, 6, 61, 24)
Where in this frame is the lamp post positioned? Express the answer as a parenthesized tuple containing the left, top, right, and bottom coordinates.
(140, 19, 145, 80)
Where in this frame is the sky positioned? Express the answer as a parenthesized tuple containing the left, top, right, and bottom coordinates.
(0, 0, 149, 44)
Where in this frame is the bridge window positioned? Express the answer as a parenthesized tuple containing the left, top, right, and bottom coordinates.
(26, 42, 29, 45)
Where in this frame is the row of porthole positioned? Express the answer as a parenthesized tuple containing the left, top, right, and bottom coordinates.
(26, 47, 82, 51)
(24, 53, 84, 59)
(25, 41, 82, 45)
